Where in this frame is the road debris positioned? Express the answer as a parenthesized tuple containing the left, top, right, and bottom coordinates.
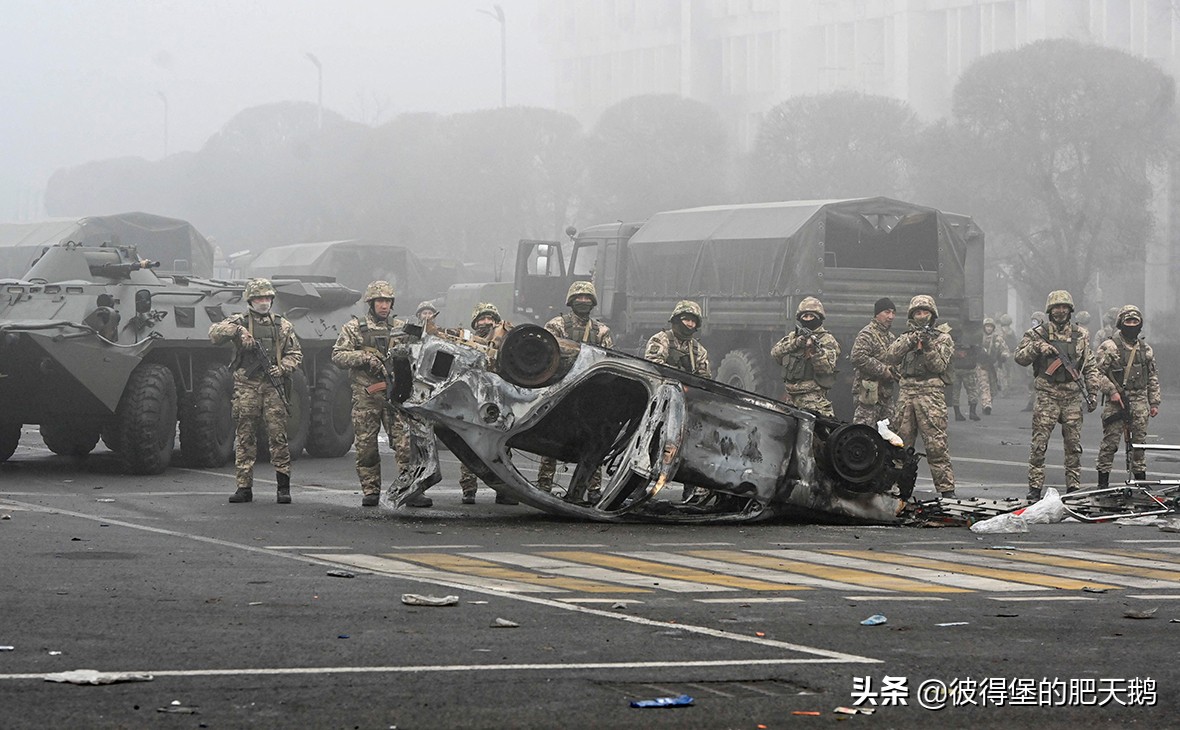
(326, 569, 356, 578)
(935, 622, 969, 627)
(1124, 607, 1159, 619)
(492, 618, 519, 628)
(629, 694, 693, 708)
(401, 594, 459, 607)
(1083, 587, 1108, 594)
(860, 614, 887, 626)
(43, 669, 153, 685)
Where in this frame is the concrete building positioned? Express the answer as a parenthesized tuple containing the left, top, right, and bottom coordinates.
(540, 0, 1180, 333)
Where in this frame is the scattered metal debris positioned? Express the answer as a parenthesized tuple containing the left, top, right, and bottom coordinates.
(1124, 607, 1159, 620)
(401, 594, 459, 607)
(630, 694, 694, 708)
(326, 569, 356, 578)
(492, 618, 519, 628)
(860, 614, 887, 626)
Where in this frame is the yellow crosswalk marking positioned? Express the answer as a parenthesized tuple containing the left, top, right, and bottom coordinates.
(828, 550, 1120, 591)
(1103, 548, 1180, 567)
(389, 553, 648, 593)
(964, 549, 1180, 583)
(542, 551, 808, 591)
(685, 550, 967, 593)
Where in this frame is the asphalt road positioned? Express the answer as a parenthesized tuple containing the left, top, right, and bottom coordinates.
(2, 389, 1179, 729)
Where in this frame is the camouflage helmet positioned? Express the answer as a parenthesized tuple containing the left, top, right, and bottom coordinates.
(983, 316, 995, 329)
(998, 313, 1013, 326)
(1117, 304, 1144, 325)
(796, 296, 825, 320)
(1074, 310, 1091, 326)
(415, 300, 438, 316)
(669, 300, 703, 324)
(1045, 289, 1074, 313)
(1104, 306, 1120, 325)
(471, 302, 501, 327)
(907, 294, 938, 319)
(244, 278, 276, 300)
(363, 280, 395, 303)
(566, 280, 598, 307)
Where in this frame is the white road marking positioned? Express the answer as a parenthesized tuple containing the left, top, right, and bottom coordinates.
(521, 543, 608, 548)
(0, 497, 880, 663)
(752, 549, 1042, 592)
(841, 596, 949, 602)
(1126, 594, 1180, 599)
(986, 596, 1096, 602)
(314, 554, 566, 593)
(265, 546, 352, 551)
(645, 542, 735, 547)
(694, 597, 802, 604)
(388, 545, 484, 550)
(1025, 548, 1180, 574)
(462, 552, 731, 592)
(556, 598, 644, 604)
(619, 551, 889, 593)
(902, 549, 1175, 590)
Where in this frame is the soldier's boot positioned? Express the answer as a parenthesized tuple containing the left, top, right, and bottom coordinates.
(1133, 471, 1147, 482)
(494, 490, 519, 505)
(276, 472, 291, 504)
(940, 489, 959, 500)
(1066, 484, 1079, 494)
(406, 493, 433, 508)
(1025, 486, 1042, 502)
(228, 487, 253, 503)
(983, 405, 992, 415)
(361, 492, 380, 507)
(1097, 472, 1110, 489)
(953, 406, 966, 422)
(969, 404, 981, 421)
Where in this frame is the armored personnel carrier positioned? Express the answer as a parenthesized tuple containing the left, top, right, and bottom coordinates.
(0, 242, 359, 473)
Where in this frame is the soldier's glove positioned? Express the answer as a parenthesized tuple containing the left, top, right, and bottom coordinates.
(238, 327, 255, 347)
(267, 365, 283, 378)
(1086, 396, 1098, 413)
(367, 355, 384, 372)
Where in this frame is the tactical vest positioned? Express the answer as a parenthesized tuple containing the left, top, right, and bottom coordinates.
(232, 313, 283, 370)
(561, 312, 602, 345)
(1033, 325, 1081, 384)
(665, 333, 698, 374)
(783, 349, 814, 384)
(358, 319, 394, 354)
(1111, 339, 1149, 391)
(900, 342, 951, 384)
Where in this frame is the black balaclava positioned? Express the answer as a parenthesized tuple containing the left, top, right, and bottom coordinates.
(571, 301, 594, 318)
(1119, 321, 1143, 340)
(671, 316, 697, 340)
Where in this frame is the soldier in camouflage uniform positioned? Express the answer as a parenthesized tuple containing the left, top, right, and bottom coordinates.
(331, 281, 431, 508)
(644, 300, 711, 377)
(850, 298, 898, 426)
(209, 278, 303, 504)
(459, 303, 518, 505)
(884, 295, 958, 499)
(536, 282, 615, 500)
(947, 323, 984, 422)
(645, 300, 711, 501)
(770, 296, 840, 417)
(1014, 290, 1101, 499)
(1094, 305, 1162, 486)
(976, 317, 1010, 414)
(1095, 306, 1121, 347)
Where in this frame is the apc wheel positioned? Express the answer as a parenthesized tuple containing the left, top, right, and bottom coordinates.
(179, 365, 235, 467)
(716, 348, 774, 396)
(306, 364, 354, 457)
(256, 368, 310, 462)
(0, 422, 20, 462)
(40, 423, 101, 457)
(115, 363, 178, 475)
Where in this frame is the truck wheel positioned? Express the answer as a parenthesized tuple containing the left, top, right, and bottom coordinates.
(256, 368, 310, 462)
(115, 363, 178, 475)
(0, 422, 21, 462)
(179, 365, 234, 467)
(306, 364, 354, 458)
(716, 349, 774, 396)
(40, 423, 101, 457)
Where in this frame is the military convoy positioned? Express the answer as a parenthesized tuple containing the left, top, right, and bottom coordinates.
(0, 242, 360, 473)
(514, 197, 985, 418)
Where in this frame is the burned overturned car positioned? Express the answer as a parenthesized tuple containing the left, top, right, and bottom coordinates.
(387, 323, 921, 524)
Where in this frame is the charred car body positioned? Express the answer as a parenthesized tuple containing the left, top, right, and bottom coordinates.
(389, 323, 920, 524)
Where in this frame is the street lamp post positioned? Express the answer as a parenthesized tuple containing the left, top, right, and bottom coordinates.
(478, 4, 506, 107)
(305, 52, 323, 130)
(156, 91, 169, 158)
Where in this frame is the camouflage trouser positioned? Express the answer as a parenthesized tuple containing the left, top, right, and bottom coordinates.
(1096, 393, 1152, 475)
(232, 375, 290, 489)
(1028, 386, 1084, 491)
(782, 385, 834, 418)
(974, 366, 994, 408)
(893, 383, 955, 493)
(536, 457, 602, 495)
(851, 382, 896, 427)
(947, 368, 981, 407)
(459, 464, 480, 497)
(352, 404, 407, 496)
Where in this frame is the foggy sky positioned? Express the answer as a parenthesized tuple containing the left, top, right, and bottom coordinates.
(0, 0, 552, 221)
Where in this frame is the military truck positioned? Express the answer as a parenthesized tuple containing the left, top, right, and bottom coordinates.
(0, 242, 359, 472)
(514, 198, 985, 418)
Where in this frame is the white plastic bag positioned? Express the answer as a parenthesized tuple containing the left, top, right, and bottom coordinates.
(970, 512, 1029, 534)
(876, 418, 904, 448)
(1020, 487, 1066, 524)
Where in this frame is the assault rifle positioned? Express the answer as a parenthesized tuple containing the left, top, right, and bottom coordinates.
(1032, 326, 1091, 404)
(244, 340, 290, 411)
(793, 324, 817, 356)
(912, 323, 935, 350)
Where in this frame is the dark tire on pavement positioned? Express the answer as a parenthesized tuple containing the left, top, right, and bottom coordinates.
(0, 422, 21, 462)
(257, 368, 310, 462)
(116, 363, 178, 475)
(179, 365, 235, 467)
(40, 423, 101, 457)
(716, 348, 774, 396)
(100, 423, 122, 453)
(306, 364, 354, 458)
